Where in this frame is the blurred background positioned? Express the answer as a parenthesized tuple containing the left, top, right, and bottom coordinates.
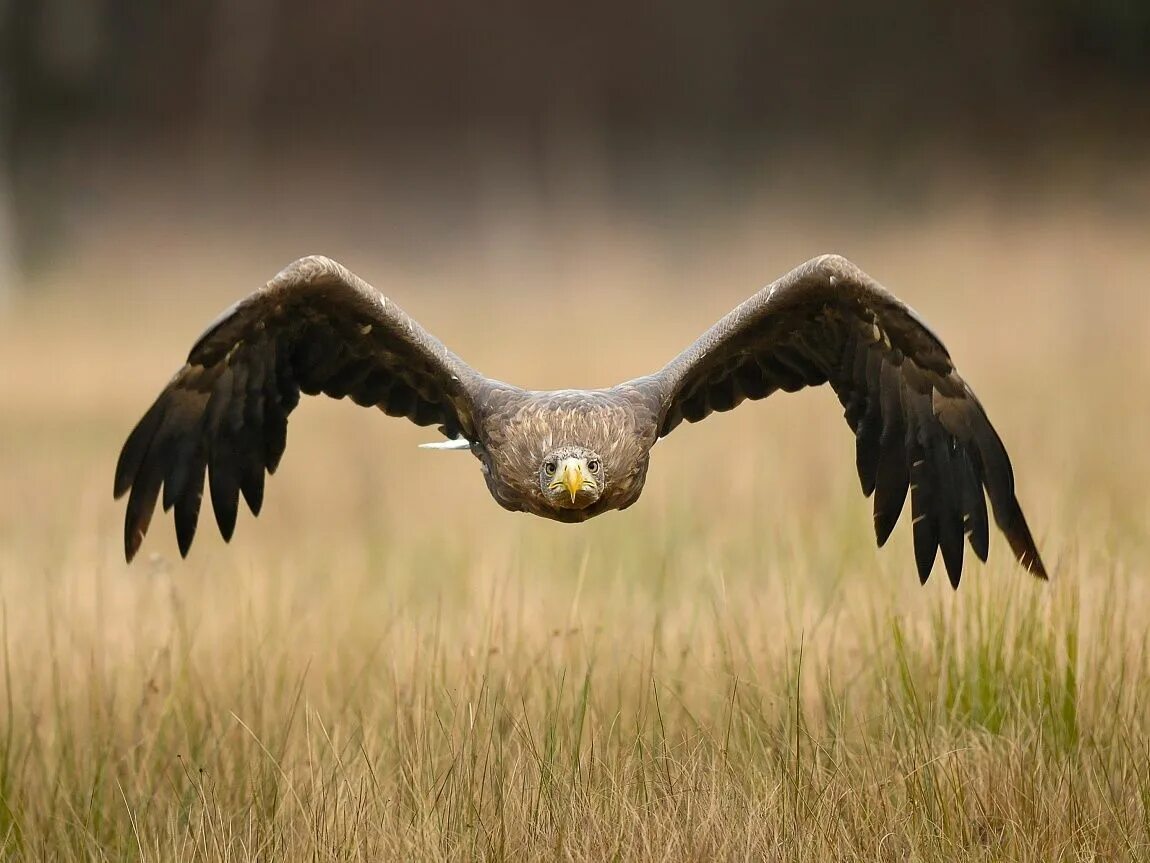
(0, 1, 1148, 567)
(2, 0, 1150, 293)
(3, 9, 1150, 856)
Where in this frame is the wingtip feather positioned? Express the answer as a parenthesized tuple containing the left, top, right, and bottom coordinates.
(114, 397, 169, 499)
(124, 529, 141, 563)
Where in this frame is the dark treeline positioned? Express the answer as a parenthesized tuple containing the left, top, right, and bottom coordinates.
(6, 0, 1150, 149)
(1, 0, 1148, 281)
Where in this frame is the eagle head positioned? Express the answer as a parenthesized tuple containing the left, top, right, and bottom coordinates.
(538, 445, 604, 510)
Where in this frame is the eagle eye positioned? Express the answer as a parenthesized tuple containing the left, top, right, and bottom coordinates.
(543, 458, 558, 476)
(587, 458, 600, 472)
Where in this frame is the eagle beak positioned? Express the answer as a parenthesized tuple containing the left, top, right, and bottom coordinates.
(561, 462, 585, 503)
(548, 456, 597, 504)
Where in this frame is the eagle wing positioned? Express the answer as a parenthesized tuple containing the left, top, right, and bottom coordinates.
(638, 254, 1046, 586)
(114, 255, 488, 561)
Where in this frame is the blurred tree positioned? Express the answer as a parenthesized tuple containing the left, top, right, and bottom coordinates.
(1, 0, 106, 289)
(0, 0, 1147, 288)
(200, 0, 279, 159)
(1, 0, 20, 301)
(51, 0, 1145, 154)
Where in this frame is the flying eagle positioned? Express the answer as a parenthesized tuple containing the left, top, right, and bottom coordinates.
(114, 254, 1046, 586)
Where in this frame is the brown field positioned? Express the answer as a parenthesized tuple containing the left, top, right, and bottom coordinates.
(1, 176, 1149, 860)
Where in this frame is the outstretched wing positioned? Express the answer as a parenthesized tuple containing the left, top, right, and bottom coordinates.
(638, 254, 1046, 586)
(114, 255, 488, 562)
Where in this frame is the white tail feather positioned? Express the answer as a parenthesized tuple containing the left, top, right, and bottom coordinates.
(418, 437, 471, 451)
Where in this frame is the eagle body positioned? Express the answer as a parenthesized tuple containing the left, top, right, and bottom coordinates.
(115, 254, 1048, 587)
(474, 387, 660, 521)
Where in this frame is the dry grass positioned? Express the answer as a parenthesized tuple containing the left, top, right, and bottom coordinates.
(1, 179, 1149, 860)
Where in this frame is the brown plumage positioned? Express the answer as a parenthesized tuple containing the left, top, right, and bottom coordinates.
(114, 254, 1047, 586)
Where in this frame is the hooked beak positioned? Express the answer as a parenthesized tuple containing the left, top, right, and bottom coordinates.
(551, 458, 594, 503)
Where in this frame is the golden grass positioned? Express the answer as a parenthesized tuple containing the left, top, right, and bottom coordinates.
(1, 186, 1148, 860)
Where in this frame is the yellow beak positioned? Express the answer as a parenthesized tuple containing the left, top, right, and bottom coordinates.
(561, 462, 585, 503)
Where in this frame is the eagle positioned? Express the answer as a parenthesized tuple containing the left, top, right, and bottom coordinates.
(114, 254, 1047, 586)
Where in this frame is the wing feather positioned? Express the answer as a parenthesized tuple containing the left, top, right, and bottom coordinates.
(909, 443, 938, 583)
(636, 254, 1046, 584)
(960, 448, 990, 562)
(931, 435, 965, 587)
(871, 359, 909, 547)
(853, 347, 885, 496)
(115, 255, 488, 561)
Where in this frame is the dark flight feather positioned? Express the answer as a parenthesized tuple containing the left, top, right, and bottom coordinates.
(872, 358, 909, 547)
(648, 254, 1047, 583)
(113, 255, 483, 561)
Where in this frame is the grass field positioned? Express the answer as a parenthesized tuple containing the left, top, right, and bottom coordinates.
(1, 180, 1148, 860)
